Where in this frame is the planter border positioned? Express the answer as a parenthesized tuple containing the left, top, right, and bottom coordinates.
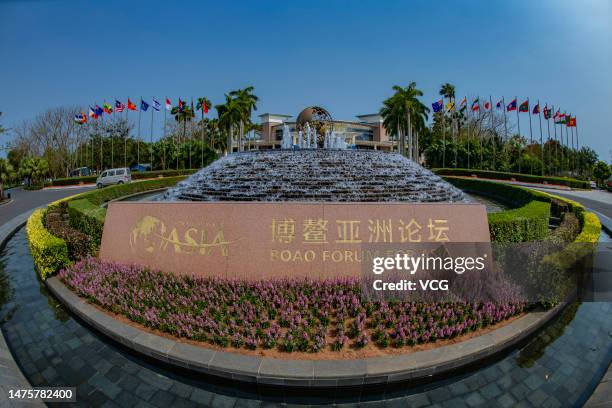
(46, 275, 564, 389)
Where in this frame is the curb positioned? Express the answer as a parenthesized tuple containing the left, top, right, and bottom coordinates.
(46, 275, 565, 389)
(0, 209, 45, 407)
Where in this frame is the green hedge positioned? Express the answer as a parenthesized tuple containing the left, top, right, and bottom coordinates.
(64, 176, 186, 247)
(49, 169, 197, 187)
(487, 201, 551, 242)
(26, 208, 70, 279)
(433, 168, 590, 189)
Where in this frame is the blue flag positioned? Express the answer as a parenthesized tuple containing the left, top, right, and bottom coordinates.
(140, 99, 150, 112)
(432, 99, 443, 113)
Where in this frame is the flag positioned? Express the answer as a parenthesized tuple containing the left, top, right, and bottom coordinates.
(127, 98, 137, 111)
(553, 109, 560, 120)
(484, 101, 491, 110)
(74, 113, 87, 124)
(94, 105, 104, 117)
(555, 112, 567, 124)
(140, 99, 149, 112)
(88, 106, 98, 119)
(178, 98, 184, 111)
(165, 98, 172, 110)
(432, 99, 443, 113)
(103, 103, 113, 114)
(496, 100, 503, 109)
(543, 106, 551, 119)
(445, 101, 455, 111)
(519, 100, 529, 112)
(153, 99, 161, 112)
(568, 117, 577, 127)
(507, 99, 517, 111)
(115, 100, 126, 112)
(532, 103, 540, 115)
(202, 101, 209, 114)
(459, 97, 467, 108)
(471, 98, 480, 111)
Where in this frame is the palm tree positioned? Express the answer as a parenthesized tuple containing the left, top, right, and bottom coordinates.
(215, 95, 243, 155)
(171, 103, 195, 168)
(229, 87, 258, 152)
(0, 158, 13, 199)
(439, 83, 455, 101)
(196, 97, 212, 167)
(380, 82, 429, 159)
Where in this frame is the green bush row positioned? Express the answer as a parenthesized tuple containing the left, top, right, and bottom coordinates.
(444, 176, 601, 243)
(49, 169, 197, 186)
(433, 168, 590, 189)
(62, 176, 187, 247)
(26, 208, 70, 279)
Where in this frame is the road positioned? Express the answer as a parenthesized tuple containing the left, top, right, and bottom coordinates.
(0, 186, 94, 226)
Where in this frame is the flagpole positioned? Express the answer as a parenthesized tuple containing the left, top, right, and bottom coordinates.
(201, 102, 205, 169)
(453, 100, 457, 168)
(150, 98, 154, 170)
(477, 100, 483, 170)
(125, 97, 129, 169)
(465, 97, 470, 169)
(163, 97, 167, 170)
(575, 119, 580, 176)
(545, 103, 551, 176)
(515, 96, 521, 173)
(137, 97, 142, 168)
(489, 96, 495, 170)
(570, 116, 575, 175)
(527, 98, 533, 175)
(537, 100, 543, 176)
(501, 96, 508, 165)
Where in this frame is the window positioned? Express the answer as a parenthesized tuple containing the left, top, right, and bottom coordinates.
(107, 171, 115, 176)
(101, 172, 107, 177)
(116, 169, 124, 175)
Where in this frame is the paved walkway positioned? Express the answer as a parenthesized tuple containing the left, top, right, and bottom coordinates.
(0, 187, 93, 227)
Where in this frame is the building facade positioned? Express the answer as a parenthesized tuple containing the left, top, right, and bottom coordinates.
(250, 107, 397, 151)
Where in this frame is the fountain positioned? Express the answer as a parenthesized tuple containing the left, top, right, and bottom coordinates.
(163, 149, 467, 202)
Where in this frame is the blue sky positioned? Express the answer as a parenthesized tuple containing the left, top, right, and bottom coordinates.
(1, 0, 610, 160)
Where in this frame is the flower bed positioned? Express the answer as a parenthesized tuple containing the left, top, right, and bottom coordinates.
(59, 257, 526, 353)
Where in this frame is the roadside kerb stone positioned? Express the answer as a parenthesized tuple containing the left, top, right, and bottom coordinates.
(46, 275, 566, 389)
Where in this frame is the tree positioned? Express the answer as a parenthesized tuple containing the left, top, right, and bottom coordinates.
(380, 82, 429, 159)
(229, 87, 258, 152)
(215, 95, 243, 155)
(0, 158, 14, 199)
(20, 157, 49, 186)
(439, 83, 455, 101)
(593, 160, 611, 185)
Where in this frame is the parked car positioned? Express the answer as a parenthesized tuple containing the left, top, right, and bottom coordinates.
(590, 181, 597, 189)
(96, 168, 131, 188)
(70, 167, 92, 177)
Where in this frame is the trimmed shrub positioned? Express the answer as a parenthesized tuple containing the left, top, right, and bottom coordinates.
(45, 203, 95, 260)
(488, 201, 551, 242)
(26, 208, 70, 279)
(433, 168, 590, 189)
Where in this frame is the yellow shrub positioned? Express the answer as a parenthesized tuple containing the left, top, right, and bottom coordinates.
(26, 208, 70, 279)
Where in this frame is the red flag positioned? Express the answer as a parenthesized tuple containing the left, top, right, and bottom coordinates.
(127, 98, 138, 111)
(568, 117, 577, 127)
(178, 98, 184, 112)
(165, 98, 172, 110)
(484, 101, 491, 110)
(203, 102, 209, 114)
(519, 100, 529, 112)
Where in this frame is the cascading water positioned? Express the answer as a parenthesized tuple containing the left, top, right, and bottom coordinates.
(162, 149, 468, 203)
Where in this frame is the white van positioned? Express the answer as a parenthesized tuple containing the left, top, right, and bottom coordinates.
(96, 168, 131, 188)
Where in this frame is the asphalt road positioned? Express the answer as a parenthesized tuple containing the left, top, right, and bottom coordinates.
(0, 186, 94, 226)
(534, 188, 612, 219)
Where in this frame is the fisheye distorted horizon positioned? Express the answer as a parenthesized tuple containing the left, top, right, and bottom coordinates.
(0, 0, 610, 159)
